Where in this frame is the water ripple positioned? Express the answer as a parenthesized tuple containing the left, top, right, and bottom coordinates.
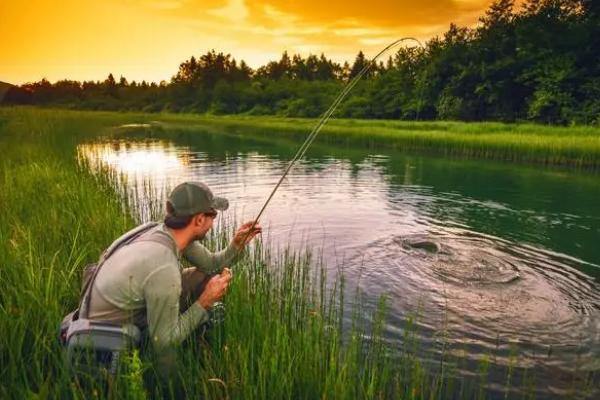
(78, 134, 600, 398)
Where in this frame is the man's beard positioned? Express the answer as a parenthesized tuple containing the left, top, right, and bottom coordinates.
(193, 231, 207, 241)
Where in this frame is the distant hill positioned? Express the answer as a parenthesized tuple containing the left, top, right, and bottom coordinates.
(0, 81, 13, 102)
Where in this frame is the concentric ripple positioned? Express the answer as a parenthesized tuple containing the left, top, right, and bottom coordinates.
(353, 227, 600, 396)
(398, 234, 522, 285)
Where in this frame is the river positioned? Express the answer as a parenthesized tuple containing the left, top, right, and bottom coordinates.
(78, 123, 600, 398)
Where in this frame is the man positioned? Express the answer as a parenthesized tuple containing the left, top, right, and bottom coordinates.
(83, 181, 261, 353)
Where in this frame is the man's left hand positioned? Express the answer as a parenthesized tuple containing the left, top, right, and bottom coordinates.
(232, 221, 262, 249)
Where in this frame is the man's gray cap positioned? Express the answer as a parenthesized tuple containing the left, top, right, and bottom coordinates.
(167, 182, 229, 217)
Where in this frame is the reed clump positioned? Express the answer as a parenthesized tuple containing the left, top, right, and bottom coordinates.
(157, 113, 600, 170)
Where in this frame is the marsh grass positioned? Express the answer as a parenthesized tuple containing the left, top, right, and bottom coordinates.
(0, 107, 592, 399)
(153, 113, 600, 170)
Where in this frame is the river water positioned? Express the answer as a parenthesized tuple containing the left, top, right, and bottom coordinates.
(78, 123, 600, 398)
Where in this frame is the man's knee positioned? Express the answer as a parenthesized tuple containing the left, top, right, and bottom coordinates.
(180, 268, 209, 310)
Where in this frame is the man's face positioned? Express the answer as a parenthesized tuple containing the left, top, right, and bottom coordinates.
(192, 210, 217, 241)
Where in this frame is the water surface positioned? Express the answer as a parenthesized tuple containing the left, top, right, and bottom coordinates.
(79, 124, 600, 398)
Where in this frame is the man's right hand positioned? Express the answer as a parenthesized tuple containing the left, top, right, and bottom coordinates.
(197, 268, 232, 310)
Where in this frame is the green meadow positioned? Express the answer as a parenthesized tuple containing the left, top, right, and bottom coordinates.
(1, 107, 598, 399)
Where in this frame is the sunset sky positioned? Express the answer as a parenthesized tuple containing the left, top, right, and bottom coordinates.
(1, 0, 501, 85)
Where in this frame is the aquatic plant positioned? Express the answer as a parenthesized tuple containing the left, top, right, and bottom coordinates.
(156, 113, 600, 170)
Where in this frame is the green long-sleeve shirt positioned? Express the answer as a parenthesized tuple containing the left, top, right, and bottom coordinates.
(85, 222, 238, 349)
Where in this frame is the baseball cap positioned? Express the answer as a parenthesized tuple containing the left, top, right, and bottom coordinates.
(167, 182, 229, 217)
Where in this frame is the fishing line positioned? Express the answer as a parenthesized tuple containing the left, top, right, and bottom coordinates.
(239, 37, 424, 243)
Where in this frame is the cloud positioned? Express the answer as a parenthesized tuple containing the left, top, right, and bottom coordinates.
(130, 0, 493, 64)
(207, 0, 249, 22)
(252, 0, 490, 28)
(46, 0, 497, 65)
(136, 0, 491, 28)
(1, 0, 500, 83)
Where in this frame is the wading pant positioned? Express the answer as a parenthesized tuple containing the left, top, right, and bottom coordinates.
(179, 268, 211, 312)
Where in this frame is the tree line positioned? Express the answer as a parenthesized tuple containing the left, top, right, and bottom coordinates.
(3, 0, 599, 124)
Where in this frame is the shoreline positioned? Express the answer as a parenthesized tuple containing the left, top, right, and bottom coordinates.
(156, 112, 600, 170)
(7, 106, 599, 170)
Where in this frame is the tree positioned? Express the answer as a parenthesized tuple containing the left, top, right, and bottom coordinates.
(5, 0, 598, 123)
(290, 54, 307, 80)
(104, 73, 117, 97)
(256, 51, 293, 80)
(105, 73, 116, 87)
(349, 51, 371, 80)
(315, 54, 339, 80)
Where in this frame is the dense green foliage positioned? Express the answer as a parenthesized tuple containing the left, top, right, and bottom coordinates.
(3, 0, 599, 125)
(0, 81, 12, 102)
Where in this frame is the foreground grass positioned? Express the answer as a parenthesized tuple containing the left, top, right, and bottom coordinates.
(1, 107, 595, 399)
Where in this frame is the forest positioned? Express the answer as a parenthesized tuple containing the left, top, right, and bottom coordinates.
(3, 0, 599, 125)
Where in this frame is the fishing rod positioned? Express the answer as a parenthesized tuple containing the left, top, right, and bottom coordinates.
(237, 37, 424, 247)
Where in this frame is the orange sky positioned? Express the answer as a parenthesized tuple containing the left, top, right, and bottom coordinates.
(1, 0, 500, 85)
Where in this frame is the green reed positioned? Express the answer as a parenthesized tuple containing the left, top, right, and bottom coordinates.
(153, 112, 600, 170)
(0, 107, 588, 399)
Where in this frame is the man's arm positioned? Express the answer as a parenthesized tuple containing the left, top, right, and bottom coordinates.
(183, 221, 262, 273)
(183, 241, 239, 274)
(143, 264, 232, 349)
(143, 264, 208, 348)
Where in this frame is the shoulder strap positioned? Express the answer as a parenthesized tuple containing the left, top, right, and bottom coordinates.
(136, 231, 176, 252)
(98, 222, 160, 264)
(80, 222, 160, 319)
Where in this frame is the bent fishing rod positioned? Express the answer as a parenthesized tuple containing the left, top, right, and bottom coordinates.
(237, 37, 423, 248)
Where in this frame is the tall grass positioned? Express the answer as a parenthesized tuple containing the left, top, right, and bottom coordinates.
(0, 108, 136, 398)
(152, 112, 600, 170)
(1, 107, 591, 399)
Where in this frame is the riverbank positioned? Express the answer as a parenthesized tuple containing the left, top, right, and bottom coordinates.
(5, 106, 600, 170)
(4, 108, 454, 399)
(153, 112, 600, 170)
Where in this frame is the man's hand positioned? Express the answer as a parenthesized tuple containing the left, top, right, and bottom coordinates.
(232, 221, 262, 249)
(197, 268, 232, 310)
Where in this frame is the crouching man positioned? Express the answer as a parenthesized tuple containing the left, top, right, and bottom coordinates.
(80, 181, 261, 376)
